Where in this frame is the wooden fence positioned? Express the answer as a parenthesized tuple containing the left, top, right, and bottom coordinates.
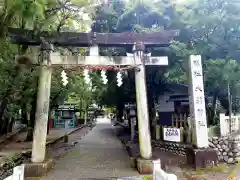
(220, 113, 240, 136)
(156, 114, 192, 143)
(172, 114, 188, 129)
(157, 113, 220, 143)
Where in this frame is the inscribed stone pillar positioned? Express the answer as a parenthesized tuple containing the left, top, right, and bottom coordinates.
(188, 55, 208, 148)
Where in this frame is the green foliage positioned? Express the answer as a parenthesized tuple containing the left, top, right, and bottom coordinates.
(92, 0, 240, 124)
(67, 70, 107, 110)
(0, 0, 97, 135)
(1, 0, 240, 135)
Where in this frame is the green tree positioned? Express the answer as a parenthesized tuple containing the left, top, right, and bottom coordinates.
(0, 0, 96, 138)
(93, 0, 240, 125)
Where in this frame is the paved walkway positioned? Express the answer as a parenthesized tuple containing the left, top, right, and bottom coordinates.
(44, 117, 138, 180)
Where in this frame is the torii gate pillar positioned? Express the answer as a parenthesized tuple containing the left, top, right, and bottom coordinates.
(133, 43, 152, 159)
(31, 42, 53, 163)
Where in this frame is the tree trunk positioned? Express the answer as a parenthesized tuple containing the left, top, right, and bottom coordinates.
(21, 105, 28, 125)
(0, 97, 10, 129)
(7, 118, 14, 133)
(0, 116, 9, 135)
(25, 95, 37, 141)
(211, 89, 219, 125)
(84, 109, 87, 124)
(116, 101, 124, 122)
(25, 122, 34, 141)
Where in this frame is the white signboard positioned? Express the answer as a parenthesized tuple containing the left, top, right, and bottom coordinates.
(163, 128, 181, 142)
(189, 55, 208, 148)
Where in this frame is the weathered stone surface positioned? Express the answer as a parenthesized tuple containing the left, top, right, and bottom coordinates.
(222, 145, 228, 149)
(186, 147, 218, 169)
(223, 136, 228, 140)
(233, 149, 238, 153)
(136, 158, 155, 174)
(223, 156, 229, 162)
(227, 158, 235, 164)
(219, 141, 224, 145)
(154, 133, 240, 166)
(152, 140, 189, 157)
(24, 159, 54, 177)
(209, 135, 240, 164)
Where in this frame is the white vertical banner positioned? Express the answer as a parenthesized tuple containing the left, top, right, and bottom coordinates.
(189, 55, 208, 148)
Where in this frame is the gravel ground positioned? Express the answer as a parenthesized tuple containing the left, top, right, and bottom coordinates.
(0, 124, 93, 180)
(43, 117, 138, 180)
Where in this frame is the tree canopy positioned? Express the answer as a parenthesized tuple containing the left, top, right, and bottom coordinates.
(93, 0, 240, 124)
(0, 0, 240, 136)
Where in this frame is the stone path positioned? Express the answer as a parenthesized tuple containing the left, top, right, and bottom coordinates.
(43, 117, 138, 180)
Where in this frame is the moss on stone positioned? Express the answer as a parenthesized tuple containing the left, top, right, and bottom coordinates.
(142, 175, 152, 180)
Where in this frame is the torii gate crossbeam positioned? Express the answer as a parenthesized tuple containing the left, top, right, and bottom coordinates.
(8, 28, 178, 47)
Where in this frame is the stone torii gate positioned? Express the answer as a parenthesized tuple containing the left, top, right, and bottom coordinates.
(10, 28, 178, 174)
(34, 41, 170, 162)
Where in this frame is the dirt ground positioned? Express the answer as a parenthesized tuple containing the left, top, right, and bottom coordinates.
(2, 122, 240, 180)
(0, 125, 94, 180)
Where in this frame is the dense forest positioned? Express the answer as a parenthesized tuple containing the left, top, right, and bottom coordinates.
(0, 0, 240, 138)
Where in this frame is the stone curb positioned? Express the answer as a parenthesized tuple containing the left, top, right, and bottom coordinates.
(23, 122, 96, 178)
(116, 121, 128, 127)
(0, 122, 95, 179)
(46, 124, 86, 147)
(0, 126, 26, 147)
(5, 123, 93, 164)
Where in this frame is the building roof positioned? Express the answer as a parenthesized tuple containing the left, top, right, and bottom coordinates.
(165, 83, 188, 93)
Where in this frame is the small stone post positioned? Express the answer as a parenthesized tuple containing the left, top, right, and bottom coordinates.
(133, 42, 152, 159)
(31, 41, 53, 163)
(12, 165, 24, 180)
(152, 159, 161, 180)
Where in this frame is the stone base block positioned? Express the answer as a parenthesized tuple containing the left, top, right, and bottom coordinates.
(136, 157, 158, 174)
(130, 157, 137, 168)
(24, 159, 54, 177)
(186, 147, 218, 169)
(126, 143, 140, 157)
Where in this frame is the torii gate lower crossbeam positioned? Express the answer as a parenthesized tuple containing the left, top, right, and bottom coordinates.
(30, 42, 168, 163)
